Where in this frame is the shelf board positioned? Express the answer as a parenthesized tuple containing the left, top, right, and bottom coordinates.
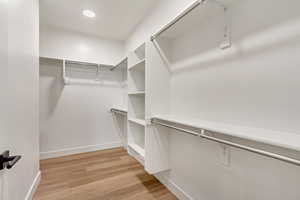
(64, 78, 101, 85)
(111, 107, 127, 115)
(128, 143, 145, 158)
(134, 43, 146, 59)
(128, 59, 145, 71)
(151, 0, 237, 40)
(64, 78, 122, 87)
(39, 56, 111, 67)
(152, 115, 300, 152)
(128, 118, 146, 126)
(128, 91, 145, 95)
(114, 57, 128, 68)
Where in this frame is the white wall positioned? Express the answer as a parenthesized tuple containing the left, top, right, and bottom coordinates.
(39, 27, 126, 159)
(170, 0, 300, 132)
(125, 0, 195, 52)
(0, 0, 9, 199)
(40, 25, 125, 64)
(0, 0, 40, 199)
(127, 0, 300, 199)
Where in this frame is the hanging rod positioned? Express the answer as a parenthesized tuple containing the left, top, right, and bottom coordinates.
(151, 118, 300, 167)
(110, 58, 128, 71)
(150, 0, 231, 49)
(151, 0, 206, 41)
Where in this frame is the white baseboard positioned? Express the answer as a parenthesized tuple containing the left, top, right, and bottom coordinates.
(127, 145, 145, 166)
(40, 142, 123, 160)
(155, 173, 194, 200)
(25, 171, 41, 200)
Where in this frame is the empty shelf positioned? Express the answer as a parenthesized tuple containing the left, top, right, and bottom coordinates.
(152, 114, 300, 152)
(129, 59, 145, 71)
(128, 91, 145, 95)
(134, 43, 146, 59)
(111, 107, 127, 115)
(64, 78, 101, 85)
(128, 118, 146, 126)
(128, 143, 145, 158)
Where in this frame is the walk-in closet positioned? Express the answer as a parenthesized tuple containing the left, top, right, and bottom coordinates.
(1, 0, 300, 200)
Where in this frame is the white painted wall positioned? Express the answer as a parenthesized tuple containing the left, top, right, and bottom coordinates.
(125, 0, 195, 52)
(127, 0, 300, 199)
(170, 0, 300, 132)
(0, 0, 40, 199)
(40, 25, 125, 64)
(0, 0, 9, 198)
(39, 27, 126, 159)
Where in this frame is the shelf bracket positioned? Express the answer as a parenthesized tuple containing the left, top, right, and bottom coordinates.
(220, 6, 231, 49)
(220, 143, 231, 166)
(62, 59, 68, 85)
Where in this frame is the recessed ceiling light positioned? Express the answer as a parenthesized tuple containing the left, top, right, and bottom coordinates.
(82, 10, 96, 18)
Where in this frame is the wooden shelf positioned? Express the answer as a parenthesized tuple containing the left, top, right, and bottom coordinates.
(152, 114, 300, 152)
(128, 118, 146, 126)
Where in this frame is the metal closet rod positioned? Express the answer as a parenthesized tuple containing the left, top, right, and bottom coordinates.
(110, 58, 128, 71)
(151, 0, 205, 41)
(150, 0, 228, 41)
(151, 119, 300, 167)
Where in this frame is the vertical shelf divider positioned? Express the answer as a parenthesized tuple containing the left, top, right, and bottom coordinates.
(127, 42, 171, 174)
(145, 41, 171, 174)
(127, 43, 146, 165)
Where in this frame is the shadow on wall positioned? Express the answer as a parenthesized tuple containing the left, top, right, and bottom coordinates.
(173, 17, 300, 74)
(112, 114, 127, 147)
(156, 0, 300, 74)
(39, 58, 64, 116)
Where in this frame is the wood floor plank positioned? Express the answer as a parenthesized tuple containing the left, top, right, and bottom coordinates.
(34, 147, 178, 200)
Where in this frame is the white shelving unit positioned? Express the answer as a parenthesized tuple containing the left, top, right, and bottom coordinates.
(127, 43, 146, 165)
(40, 57, 126, 87)
(145, 0, 300, 171)
(63, 59, 110, 85)
(151, 0, 234, 72)
(125, 42, 171, 174)
(128, 118, 146, 126)
(128, 143, 145, 157)
(152, 115, 300, 152)
(144, 42, 171, 174)
(128, 59, 146, 71)
(111, 107, 127, 116)
(123, 0, 239, 174)
(109, 57, 128, 149)
(128, 121, 145, 151)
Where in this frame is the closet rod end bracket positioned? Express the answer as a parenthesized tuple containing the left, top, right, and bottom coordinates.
(150, 36, 155, 42)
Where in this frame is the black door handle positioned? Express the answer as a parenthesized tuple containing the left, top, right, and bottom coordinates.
(0, 151, 22, 170)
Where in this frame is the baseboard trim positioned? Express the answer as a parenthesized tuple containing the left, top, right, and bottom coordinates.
(40, 142, 123, 160)
(127, 145, 145, 166)
(25, 171, 41, 200)
(155, 173, 194, 200)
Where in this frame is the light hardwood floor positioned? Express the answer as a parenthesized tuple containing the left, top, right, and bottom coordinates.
(34, 147, 177, 200)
